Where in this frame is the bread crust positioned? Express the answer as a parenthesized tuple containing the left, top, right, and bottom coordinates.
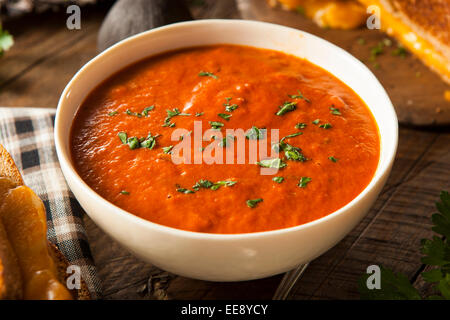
(0, 145, 24, 187)
(385, 0, 450, 61)
(0, 144, 90, 300)
(0, 218, 23, 299)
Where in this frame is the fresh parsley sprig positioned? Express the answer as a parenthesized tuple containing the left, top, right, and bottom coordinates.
(359, 191, 450, 300)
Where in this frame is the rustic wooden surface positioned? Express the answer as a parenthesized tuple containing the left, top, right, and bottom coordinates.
(1, 1, 449, 300)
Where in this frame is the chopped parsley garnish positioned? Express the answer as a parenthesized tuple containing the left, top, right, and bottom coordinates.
(163, 145, 174, 154)
(280, 132, 303, 142)
(246, 126, 265, 140)
(188, 179, 237, 192)
(198, 71, 218, 79)
(163, 108, 191, 127)
(142, 106, 155, 116)
(127, 137, 140, 149)
(211, 180, 237, 190)
(392, 46, 407, 58)
(312, 119, 320, 125)
(195, 112, 204, 117)
(140, 132, 159, 149)
(223, 97, 239, 112)
(120, 190, 130, 195)
(288, 90, 311, 103)
(209, 121, 224, 130)
(357, 38, 366, 45)
(370, 42, 384, 61)
(176, 187, 195, 194)
(257, 158, 287, 169)
(218, 113, 232, 121)
(298, 177, 312, 188)
(330, 106, 341, 115)
(275, 142, 307, 162)
(272, 177, 284, 184)
(295, 123, 307, 129)
(125, 106, 154, 118)
(192, 179, 214, 190)
(319, 123, 332, 129)
(118, 132, 159, 150)
(126, 109, 142, 118)
(276, 101, 297, 116)
(219, 135, 235, 147)
(108, 111, 118, 116)
(329, 156, 338, 162)
(247, 198, 263, 208)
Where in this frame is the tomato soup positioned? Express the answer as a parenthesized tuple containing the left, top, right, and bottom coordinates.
(70, 45, 380, 234)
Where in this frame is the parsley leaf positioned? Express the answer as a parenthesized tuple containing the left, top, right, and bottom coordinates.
(246, 126, 265, 140)
(209, 121, 224, 130)
(247, 198, 263, 208)
(198, 71, 218, 79)
(288, 90, 311, 103)
(330, 106, 341, 115)
(190, 179, 237, 192)
(276, 102, 297, 116)
(298, 177, 311, 188)
(223, 97, 239, 112)
(163, 108, 190, 127)
(118, 132, 159, 150)
(218, 113, 232, 121)
(319, 123, 332, 129)
(272, 177, 284, 184)
(274, 141, 307, 162)
(162, 145, 174, 154)
(359, 191, 450, 300)
(257, 158, 287, 169)
(329, 156, 338, 163)
(295, 123, 307, 129)
(280, 132, 303, 142)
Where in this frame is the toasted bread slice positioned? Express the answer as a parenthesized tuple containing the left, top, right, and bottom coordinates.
(0, 145, 24, 187)
(0, 216, 23, 299)
(357, 0, 450, 84)
(0, 144, 90, 300)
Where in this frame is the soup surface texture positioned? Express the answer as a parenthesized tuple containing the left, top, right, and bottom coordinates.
(71, 45, 380, 234)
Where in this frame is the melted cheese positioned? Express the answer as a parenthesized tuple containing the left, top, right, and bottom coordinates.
(276, 0, 367, 29)
(359, 0, 450, 84)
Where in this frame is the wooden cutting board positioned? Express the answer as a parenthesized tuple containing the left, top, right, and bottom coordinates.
(238, 0, 450, 126)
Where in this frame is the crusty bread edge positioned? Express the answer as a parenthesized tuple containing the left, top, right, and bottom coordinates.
(378, 0, 450, 61)
(0, 144, 91, 300)
(0, 145, 24, 187)
(48, 242, 91, 300)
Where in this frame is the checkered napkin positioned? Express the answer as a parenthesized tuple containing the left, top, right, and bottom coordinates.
(0, 107, 102, 299)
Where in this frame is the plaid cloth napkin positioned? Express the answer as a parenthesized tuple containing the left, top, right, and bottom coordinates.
(0, 107, 102, 299)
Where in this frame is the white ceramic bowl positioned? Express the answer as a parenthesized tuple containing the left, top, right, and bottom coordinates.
(55, 20, 398, 281)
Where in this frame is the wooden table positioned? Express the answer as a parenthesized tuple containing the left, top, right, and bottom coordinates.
(1, 1, 449, 299)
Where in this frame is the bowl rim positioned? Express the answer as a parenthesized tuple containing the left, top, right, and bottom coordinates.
(55, 19, 398, 240)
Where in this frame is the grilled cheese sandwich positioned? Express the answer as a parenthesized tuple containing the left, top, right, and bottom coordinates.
(269, 0, 367, 29)
(358, 0, 450, 84)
